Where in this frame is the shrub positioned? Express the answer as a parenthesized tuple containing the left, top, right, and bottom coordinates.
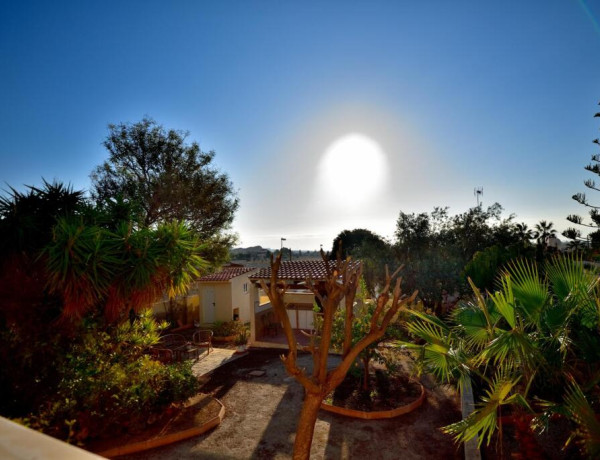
(234, 329, 248, 346)
(22, 310, 199, 443)
(211, 320, 243, 337)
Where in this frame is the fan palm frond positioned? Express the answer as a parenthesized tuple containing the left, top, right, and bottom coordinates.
(504, 259, 548, 323)
(443, 372, 524, 447)
(563, 379, 600, 457)
(489, 275, 516, 328)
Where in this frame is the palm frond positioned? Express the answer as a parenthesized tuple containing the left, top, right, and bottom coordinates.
(443, 372, 522, 447)
(563, 379, 600, 457)
(489, 275, 516, 328)
(452, 302, 496, 349)
(405, 318, 450, 348)
(482, 329, 541, 379)
(504, 259, 548, 323)
(545, 254, 599, 328)
(546, 254, 597, 300)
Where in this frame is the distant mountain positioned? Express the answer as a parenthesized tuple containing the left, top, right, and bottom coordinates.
(230, 246, 270, 255)
(229, 246, 321, 264)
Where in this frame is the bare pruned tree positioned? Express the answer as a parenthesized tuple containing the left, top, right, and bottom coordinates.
(259, 251, 417, 460)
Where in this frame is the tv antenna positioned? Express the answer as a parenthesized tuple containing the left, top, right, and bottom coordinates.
(474, 187, 483, 207)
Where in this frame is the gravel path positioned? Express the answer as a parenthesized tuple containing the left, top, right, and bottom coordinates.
(121, 349, 462, 460)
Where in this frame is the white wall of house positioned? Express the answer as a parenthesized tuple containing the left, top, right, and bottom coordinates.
(229, 275, 253, 322)
(249, 283, 261, 343)
(195, 271, 257, 324)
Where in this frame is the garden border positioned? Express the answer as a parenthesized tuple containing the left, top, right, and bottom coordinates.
(95, 398, 225, 458)
(320, 381, 425, 419)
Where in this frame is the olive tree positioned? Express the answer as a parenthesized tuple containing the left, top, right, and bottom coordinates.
(90, 118, 238, 264)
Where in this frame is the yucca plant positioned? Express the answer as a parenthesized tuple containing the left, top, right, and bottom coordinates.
(401, 254, 600, 456)
(44, 217, 207, 321)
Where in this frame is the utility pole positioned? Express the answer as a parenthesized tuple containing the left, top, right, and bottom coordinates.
(474, 187, 483, 207)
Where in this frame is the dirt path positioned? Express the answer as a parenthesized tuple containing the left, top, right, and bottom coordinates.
(121, 349, 462, 459)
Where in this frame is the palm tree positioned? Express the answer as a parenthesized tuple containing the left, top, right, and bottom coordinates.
(0, 181, 87, 327)
(534, 220, 556, 247)
(514, 222, 533, 245)
(401, 254, 600, 456)
(0, 180, 85, 257)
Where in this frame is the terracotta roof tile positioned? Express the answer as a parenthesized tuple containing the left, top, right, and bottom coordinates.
(249, 260, 360, 281)
(198, 266, 257, 282)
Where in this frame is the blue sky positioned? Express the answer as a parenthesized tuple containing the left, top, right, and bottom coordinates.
(2, 1, 600, 249)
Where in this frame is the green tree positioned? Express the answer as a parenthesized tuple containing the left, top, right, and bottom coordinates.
(329, 228, 387, 260)
(328, 278, 404, 391)
(0, 181, 88, 332)
(565, 103, 600, 248)
(395, 211, 431, 260)
(26, 310, 199, 442)
(90, 118, 239, 264)
(329, 229, 393, 294)
(394, 204, 524, 311)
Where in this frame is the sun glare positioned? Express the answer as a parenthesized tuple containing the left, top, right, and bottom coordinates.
(317, 133, 387, 207)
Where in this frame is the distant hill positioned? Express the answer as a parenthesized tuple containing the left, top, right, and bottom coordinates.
(229, 246, 321, 265)
(230, 246, 270, 256)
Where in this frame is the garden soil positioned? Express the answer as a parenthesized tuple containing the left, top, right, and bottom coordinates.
(117, 348, 463, 460)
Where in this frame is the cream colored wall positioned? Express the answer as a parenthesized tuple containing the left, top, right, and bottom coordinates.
(187, 294, 200, 322)
(229, 273, 256, 322)
(213, 283, 233, 323)
(197, 270, 258, 324)
(194, 283, 233, 324)
(150, 298, 168, 320)
(150, 294, 200, 325)
(249, 283, 260, 343)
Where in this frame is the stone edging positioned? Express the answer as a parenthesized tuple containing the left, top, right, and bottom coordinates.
(320, 381, 425, 420)
(95, 398, 225, 458)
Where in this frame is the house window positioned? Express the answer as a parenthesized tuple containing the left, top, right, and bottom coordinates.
(243, 283, 248, 293)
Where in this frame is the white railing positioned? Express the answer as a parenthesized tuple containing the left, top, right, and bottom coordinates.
(0, 416, 104, 459)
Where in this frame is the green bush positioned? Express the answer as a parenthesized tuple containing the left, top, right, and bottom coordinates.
(211, 320, 244, 337)
(22, 310, 199, 443)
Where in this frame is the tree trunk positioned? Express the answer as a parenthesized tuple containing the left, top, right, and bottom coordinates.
(362, 355, 370, 391)
(293, 391, 323, 460)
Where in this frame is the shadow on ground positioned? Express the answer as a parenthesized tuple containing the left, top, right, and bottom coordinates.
(120, 349, 462, 460)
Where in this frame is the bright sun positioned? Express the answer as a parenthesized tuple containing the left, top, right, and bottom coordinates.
(317, 133, 387, 206)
